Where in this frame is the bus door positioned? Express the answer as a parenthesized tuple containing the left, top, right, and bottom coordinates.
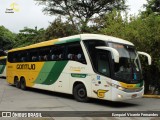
(91, 49, 112, 99)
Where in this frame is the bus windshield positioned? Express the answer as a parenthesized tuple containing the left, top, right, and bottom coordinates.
(108, 43, 142, 83)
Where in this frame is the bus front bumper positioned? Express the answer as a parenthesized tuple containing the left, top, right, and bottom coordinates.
(111, 87, 144, 101)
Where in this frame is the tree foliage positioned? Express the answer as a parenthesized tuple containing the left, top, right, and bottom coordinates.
(99, 11, 160, 93)
(35, 0, 127, 32)
(143, 0, 160, 15)
(43, 17, 79, 40)
(14, 27, 45, 47)
(0, 26, 16, 50)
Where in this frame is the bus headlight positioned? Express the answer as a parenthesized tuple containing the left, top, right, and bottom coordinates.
(117, 86, 125, 91)
(118, 94, 123, 98)
(110, 83, 125, 91)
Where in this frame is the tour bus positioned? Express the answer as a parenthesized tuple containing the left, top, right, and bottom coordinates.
(0, 56, 7, 78)
(7, 34, 151, 102)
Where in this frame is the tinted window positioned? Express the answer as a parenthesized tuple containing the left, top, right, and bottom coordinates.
(50, 46, 65, 61)
(8, 42, 86, 63)
(97, 50, 110, 77)
(83, 40, 106, 69)
(8, 45, 65, 63)
(66, 42, 86, 64)
(84, 40, 110, 77)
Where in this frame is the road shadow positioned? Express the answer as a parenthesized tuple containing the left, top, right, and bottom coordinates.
(27, 87, 139, 108)
(89, 98, 139, 108)
(0, 77, 6, 79)
(7, 84, 140, 108)
(25, 87, 74, 100)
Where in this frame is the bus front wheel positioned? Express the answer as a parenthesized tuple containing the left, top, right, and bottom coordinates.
(73, 84, 89, 102)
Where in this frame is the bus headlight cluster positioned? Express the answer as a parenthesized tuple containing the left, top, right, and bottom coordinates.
(110, 83, 125, 91)
(109, 82, 143, 92)
(118, 94, 123, 98)
(117, 86, 125, 91)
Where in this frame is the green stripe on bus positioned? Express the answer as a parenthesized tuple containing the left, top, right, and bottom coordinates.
(54, 38, 80, 45)
(0, 65, 5, 74)
(35, 61, 68, 85)
(42, 61, 68, 85)
(34, 62, 56, 84)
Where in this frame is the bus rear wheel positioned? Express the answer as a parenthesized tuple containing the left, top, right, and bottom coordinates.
(20, 78, 27, 90)
(14, 77, 20, 88)
(73, 84, 89, 102)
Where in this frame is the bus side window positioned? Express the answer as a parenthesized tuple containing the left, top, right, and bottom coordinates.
(68, 54, 72, 59)
(58, 54, 63, 60)
(50, 45, 65, 61)
(96, 50, 110, 77)
(67, 42, 86, 64)
(32, 56, 37, 61)
(39, 46, 51, 61)
(30, 50, 38, 62)
(13, 58, 16, 62)
(21, 57, 26, 62)
(38, 56, 41, 61)
(43, 55, 48, 61)
(77, 53, 82, 61)
(14, 53, 18, 62)
(51, 54, 56, 60)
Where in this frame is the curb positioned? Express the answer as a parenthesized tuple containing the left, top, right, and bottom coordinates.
(143, 95, 160, 98)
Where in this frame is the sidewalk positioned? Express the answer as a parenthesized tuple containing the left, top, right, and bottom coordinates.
(143, 94, 160, 98)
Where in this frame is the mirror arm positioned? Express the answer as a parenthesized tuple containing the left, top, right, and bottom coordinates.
(138, 51, 152, 65)
(96, 46, 120, 63)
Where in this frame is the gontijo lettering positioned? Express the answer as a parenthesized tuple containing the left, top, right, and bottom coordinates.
(16, 64, 35, 70)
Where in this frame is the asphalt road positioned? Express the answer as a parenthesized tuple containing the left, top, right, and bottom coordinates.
(0, 78, 159, 120)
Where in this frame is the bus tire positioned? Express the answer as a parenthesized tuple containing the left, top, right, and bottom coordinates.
(73, 84, 89, 102)
(14, 77, 20, 88)
(20, 78, 27, 90)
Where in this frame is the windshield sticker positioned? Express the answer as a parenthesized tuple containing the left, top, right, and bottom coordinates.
(134, 73, 137, 80)
(97, 76, 100, 80)
(114, 45, 124, 48)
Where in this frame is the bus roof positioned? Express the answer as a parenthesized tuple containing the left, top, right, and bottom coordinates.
(80, 34, 134, 46)
(8, 34, 134, 52)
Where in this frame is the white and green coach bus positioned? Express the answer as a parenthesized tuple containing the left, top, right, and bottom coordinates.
(0, 56, 7, 78)
(7, 34, 151, 102)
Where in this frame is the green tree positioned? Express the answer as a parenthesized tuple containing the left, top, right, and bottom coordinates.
(143, 0, 160, 16)
(0, 26, 16, 50)
(35, 0, 127, 32)
(99, 11, 160, 94)
(44, 17, 79, 40)
(14, 27, 45, 48)
(0, 50, 7, 56)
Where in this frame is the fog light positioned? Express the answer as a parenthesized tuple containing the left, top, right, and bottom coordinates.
(118, 94, 123, 98)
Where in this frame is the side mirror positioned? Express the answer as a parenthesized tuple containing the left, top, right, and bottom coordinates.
(138, 51, 152, 65)
(96, 46, 120, 63)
